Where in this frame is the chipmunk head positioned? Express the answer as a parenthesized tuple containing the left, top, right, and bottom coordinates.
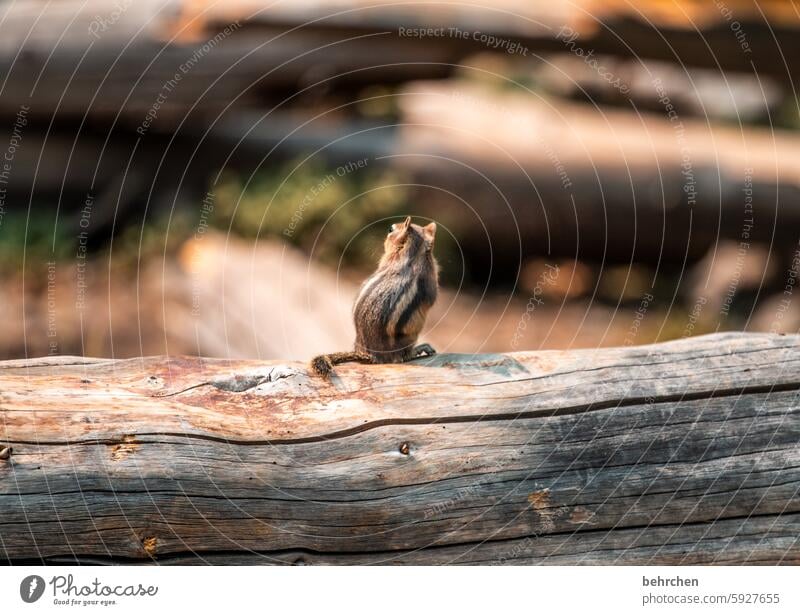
(381, 216, 437, 267)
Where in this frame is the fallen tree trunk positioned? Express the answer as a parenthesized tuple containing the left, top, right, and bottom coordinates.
(1, 332, 798, 565)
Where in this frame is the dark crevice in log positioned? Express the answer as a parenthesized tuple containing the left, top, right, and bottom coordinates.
(2, 461, 797, 508)
(5, 378, 800, 448)
(5, 511, 797, 566)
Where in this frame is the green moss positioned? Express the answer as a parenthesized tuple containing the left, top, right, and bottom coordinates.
(209, 158, 410, 268)
(0, 208, 73, 273)
(110, 210, 193, 271)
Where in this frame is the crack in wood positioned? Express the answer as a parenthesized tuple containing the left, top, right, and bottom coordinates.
(4, 511, 797, 565)
(5, 378, 800, 447)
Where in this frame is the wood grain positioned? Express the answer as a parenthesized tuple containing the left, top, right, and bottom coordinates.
(1, 332, 798, 564)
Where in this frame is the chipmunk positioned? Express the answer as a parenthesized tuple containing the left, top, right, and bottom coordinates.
(311, 216, 439, 378)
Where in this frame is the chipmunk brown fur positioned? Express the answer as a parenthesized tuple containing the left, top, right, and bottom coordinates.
(311, 216, 439, 378)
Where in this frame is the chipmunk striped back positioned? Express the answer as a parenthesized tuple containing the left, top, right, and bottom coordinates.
(354, 217, 438, 362)
(310, 216, 439, 377)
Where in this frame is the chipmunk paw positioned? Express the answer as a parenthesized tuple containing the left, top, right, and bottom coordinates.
(411, 343, 437, 358)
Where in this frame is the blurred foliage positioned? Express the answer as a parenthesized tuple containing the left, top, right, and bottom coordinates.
(0, 208, 73, 275)
(0, 205, 192, 277)
(210, 158, 411, 268)
(775, 97, 800, 130)
(356, 85, 403, 120)
(112, 210, 193, 270)
(0, 156, 464, 285)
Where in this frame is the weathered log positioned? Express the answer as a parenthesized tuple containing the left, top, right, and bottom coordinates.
(1, 332, 798, 565)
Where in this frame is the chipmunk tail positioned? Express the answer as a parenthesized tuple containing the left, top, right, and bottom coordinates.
(310, 351, 374, 378)
(310, 354, 334, 378)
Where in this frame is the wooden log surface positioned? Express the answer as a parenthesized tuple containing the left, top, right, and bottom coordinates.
(1, 332, 798, 564)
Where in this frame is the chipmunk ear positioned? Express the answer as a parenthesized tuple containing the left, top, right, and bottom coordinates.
(401, 216, 412, 229)
(423, 222, 437, 242)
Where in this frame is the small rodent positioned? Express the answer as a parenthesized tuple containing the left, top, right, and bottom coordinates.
(311, 216, 439, 378)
